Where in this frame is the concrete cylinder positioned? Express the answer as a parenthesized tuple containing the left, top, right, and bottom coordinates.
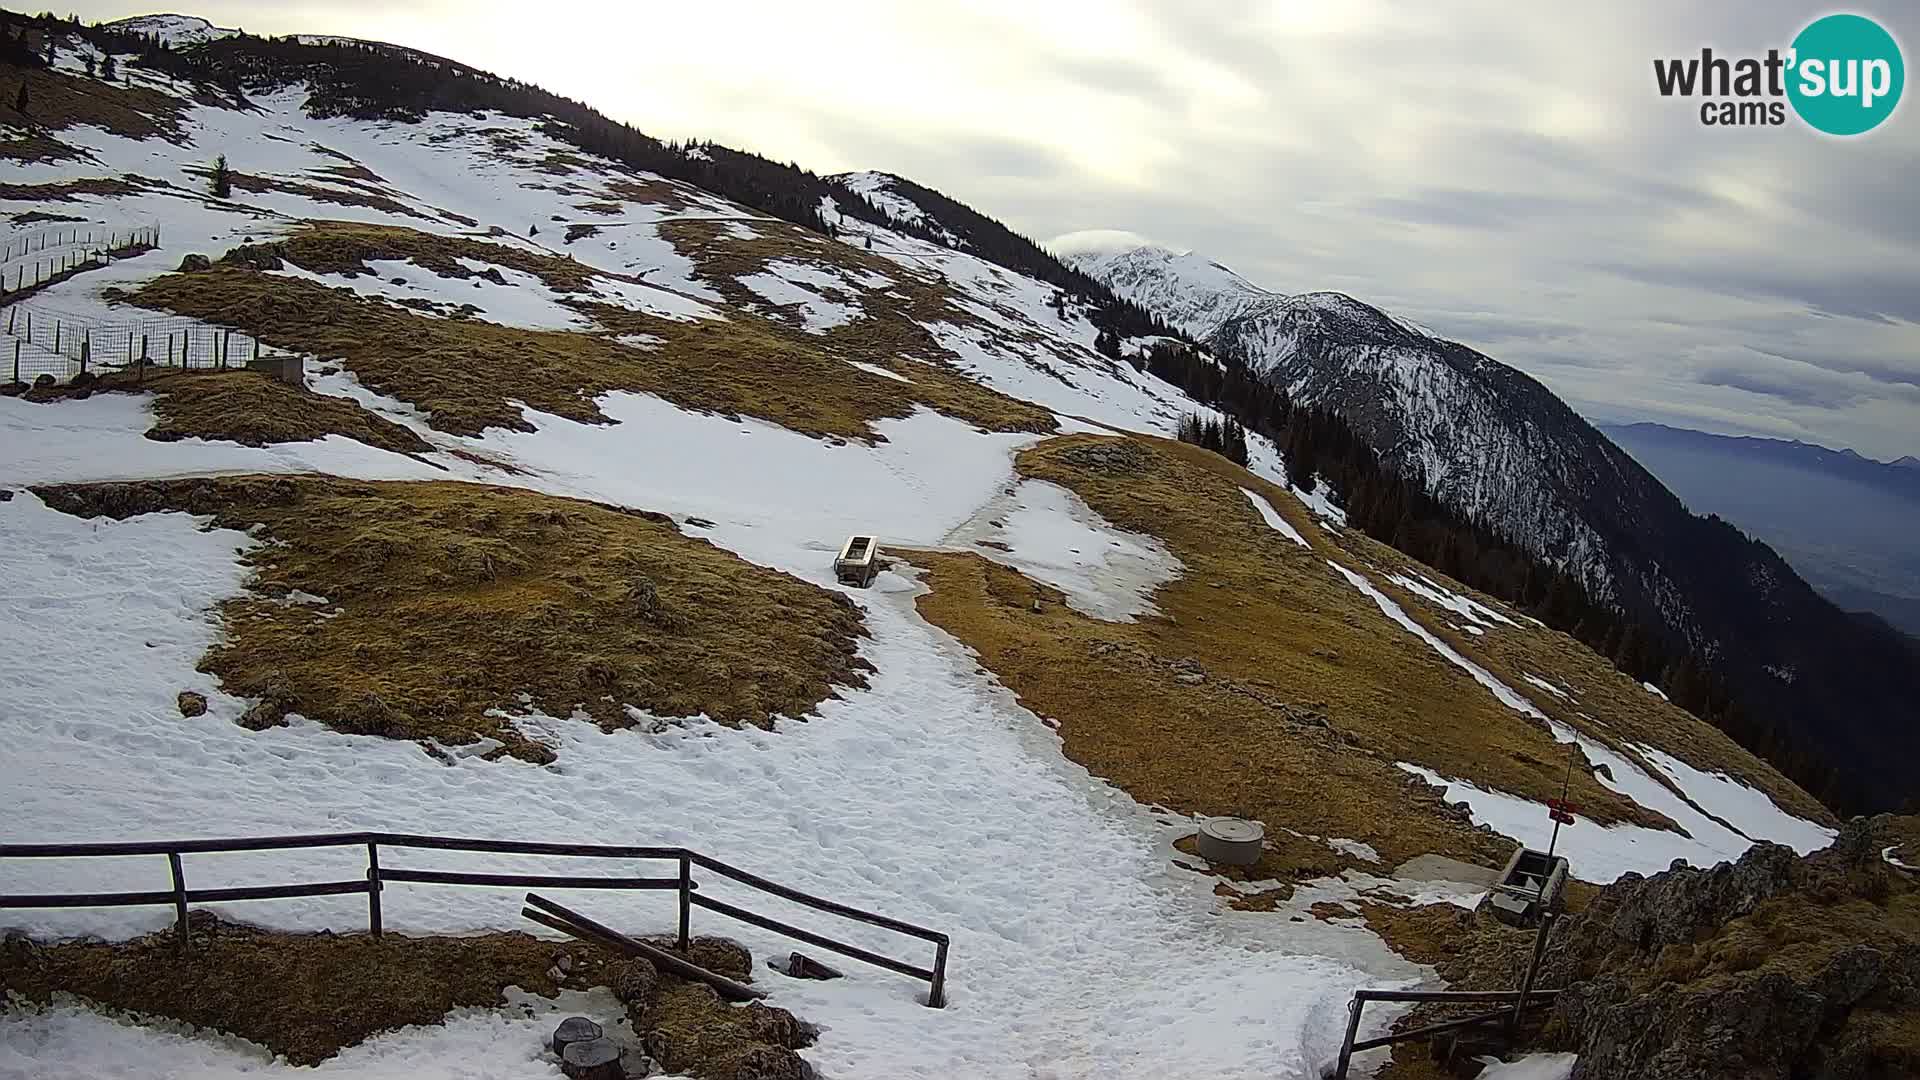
(1196, 817, 1265, 866)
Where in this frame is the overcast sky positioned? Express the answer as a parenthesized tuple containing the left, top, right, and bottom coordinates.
(67, 1, 1920, 460)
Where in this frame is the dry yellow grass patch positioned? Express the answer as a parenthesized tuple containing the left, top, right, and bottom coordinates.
(251, 220, 602, 290)
(33, 476, 869, 762)
(128, 222, 1052, 440)
(0, 176, 145, 201)
(223, 171, 434, 220)
(39, 367, 432, 454)
(910, 432, 1714, 873)
(1, 916, 810, 1075)
(2, 63, 187, 144)
(141, 369, 431, 454)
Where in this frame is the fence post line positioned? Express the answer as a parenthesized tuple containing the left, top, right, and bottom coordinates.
(928, 938, 949, 1008)
(12, 340, 19, 385)
(80, 332, 88, 375)
(677, 853, 692, 953)
(167, 852, 189, 947)
(366, 841, 383, 939)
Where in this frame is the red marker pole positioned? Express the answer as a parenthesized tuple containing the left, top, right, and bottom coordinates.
(1545, 741, 1580, 862)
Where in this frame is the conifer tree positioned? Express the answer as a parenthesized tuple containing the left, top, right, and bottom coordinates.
(14, 83, 27, 115)
(210, 153, 232, 198)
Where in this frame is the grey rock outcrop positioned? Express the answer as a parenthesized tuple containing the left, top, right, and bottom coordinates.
(1539, 819, 1919, 1080)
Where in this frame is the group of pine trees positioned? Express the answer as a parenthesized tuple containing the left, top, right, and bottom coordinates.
(1175, 412, 1250, 467)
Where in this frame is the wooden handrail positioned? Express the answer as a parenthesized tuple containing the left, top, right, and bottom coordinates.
(0, 830, 950, 1007)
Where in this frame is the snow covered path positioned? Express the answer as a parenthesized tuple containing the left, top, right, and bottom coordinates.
(0, 461, 1417, 1079)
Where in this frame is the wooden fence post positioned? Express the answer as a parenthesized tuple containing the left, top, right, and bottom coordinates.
(12, 340, 19, 385)
(168, 852, 189, 947)
(677, 853, 692, 953)
(366, 842, 383, 938)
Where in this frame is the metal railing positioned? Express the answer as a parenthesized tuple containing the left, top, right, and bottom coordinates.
(0, 227, 159, 299)
(1330, 987, 1562, 1077)
(2, 303, 289, 385)
(0, 831, 950, 1007)
(0, 224, 156, 265)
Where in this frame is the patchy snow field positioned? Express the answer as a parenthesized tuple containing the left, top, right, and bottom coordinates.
(1332, 562, 1831, 883)
(943, 478, 1182, 622)
(0, 456, 1414, 1079)
(1242, 486, 1311, 548)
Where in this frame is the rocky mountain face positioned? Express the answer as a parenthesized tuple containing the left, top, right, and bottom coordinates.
(1060, 243, 1920, 815)
(1540, 817, 1919, 1080)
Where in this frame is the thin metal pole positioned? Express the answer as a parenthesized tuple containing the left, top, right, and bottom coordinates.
(1509, 911, 1557, 1042)
(167, 852, 188, 946)
(1547, 740, 1576, 859)
(1333, 995, 1365, 1079)
(366, 841, 383, 938)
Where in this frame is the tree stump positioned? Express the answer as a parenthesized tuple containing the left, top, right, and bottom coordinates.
(560, 1036, 625, 1080)
(551, 1016, 604, 1057)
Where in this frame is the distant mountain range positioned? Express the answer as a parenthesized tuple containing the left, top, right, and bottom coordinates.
(1069, 242, 1920, 812)
(1603, 423, 1920, 638)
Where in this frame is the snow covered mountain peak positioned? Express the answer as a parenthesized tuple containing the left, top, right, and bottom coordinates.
(830, 170, 962, 246)
(1063, 242, 1272, 338)
(102, 13, 238, 45)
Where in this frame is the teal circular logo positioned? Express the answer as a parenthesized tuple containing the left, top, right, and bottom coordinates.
(1788, 14, 1904, 135)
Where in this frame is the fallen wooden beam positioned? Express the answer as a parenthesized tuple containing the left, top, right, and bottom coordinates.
(522, 892, 765, 1002)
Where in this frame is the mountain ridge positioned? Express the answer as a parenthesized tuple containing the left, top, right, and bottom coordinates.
(1063, 241, 1920, 814)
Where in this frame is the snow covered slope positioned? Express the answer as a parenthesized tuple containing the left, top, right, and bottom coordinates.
(0, 19, 1841, 1079)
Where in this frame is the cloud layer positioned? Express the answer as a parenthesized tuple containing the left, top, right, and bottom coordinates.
(68, 0, 1920, 458)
